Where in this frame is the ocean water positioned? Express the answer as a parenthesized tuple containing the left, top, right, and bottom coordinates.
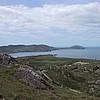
(10, 48, 100, 60)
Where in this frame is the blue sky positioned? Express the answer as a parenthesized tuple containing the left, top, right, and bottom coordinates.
(0, 0, 100, 47)
(0, 0, 100, 7)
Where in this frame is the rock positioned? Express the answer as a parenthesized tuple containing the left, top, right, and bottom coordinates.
(89, 88, 94, 95)
(88, 81, 95, 84)
(88, 80, 100, 96)
(93, 65, 100, 75)
(36, 70, 51, 81)
(15, 67, 54, 90)
(66, 71, 75, 79)
(96, 91, 100, 96)
(0, 54, 54, 90)
(96, 80, 100, 85)
(0, 53, 16, 67)
(93, 66, 99, 71)
(94, 69, 100, 74)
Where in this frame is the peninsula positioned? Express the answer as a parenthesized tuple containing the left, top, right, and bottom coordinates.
(0, 44, 85, 53)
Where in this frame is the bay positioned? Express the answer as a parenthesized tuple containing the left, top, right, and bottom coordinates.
(10, 47, 100, 60)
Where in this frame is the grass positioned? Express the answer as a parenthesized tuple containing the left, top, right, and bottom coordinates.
(0, 55, 100, 100)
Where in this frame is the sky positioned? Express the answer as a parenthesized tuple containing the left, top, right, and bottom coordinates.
(0, 0, 100, 47)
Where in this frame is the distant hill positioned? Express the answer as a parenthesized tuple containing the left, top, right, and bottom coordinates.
(0, 44, 85, 53)
(68, 45, 85, 49)
(60, 45, 85, 50)
(0, 44, 57, 53)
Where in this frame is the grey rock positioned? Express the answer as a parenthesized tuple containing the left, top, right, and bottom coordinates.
(96, 80, 100, 85)
(94, 69, 100, 76)
(15, 67, 54, 90)
(89, 88, 94, 94)
(0, 53, 16, 67)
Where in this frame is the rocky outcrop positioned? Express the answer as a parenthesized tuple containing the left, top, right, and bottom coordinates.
(0, 54, 54, 90)
(36, 70, 52, 81)
(88, 80, 100, 96)
(0, 53, 16, 67)
(15, 67, 54, 90)
(93, 65, 100, 75)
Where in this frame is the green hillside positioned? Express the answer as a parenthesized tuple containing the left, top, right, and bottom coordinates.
(0, 44, 85, 53)
(0, 54, 100, 100)
(0, 45, 57, 53)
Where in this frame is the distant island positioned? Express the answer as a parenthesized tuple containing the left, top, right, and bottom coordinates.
(62, 45, 85, 49)
(0, 44, 85, 53)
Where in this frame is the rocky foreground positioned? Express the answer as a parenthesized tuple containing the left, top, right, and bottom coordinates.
(0, 54, 100, 100)
(0, 54, 53, 90)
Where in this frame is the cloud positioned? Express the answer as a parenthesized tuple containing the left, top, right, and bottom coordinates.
(0, 2, 100, 39)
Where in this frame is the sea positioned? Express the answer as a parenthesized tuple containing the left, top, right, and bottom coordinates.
(10, 47, 100, 60)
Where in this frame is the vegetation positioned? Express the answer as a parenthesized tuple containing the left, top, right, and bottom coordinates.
(0, 44, 57, 53)
(0, 55, 100, 100)
(0, 44, 85, 53)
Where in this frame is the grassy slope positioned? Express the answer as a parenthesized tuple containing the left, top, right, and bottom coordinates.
(0, 55, 100, 100)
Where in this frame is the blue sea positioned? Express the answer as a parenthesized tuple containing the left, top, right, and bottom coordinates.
(10, 47, 100, 60)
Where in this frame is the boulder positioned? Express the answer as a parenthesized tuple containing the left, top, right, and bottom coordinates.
(0, 53, 16, 67)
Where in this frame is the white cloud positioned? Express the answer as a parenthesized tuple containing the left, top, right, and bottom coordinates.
(0, 2, 100, 38)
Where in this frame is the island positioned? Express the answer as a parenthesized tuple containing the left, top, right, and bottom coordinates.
(64, 45, 85, 49)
